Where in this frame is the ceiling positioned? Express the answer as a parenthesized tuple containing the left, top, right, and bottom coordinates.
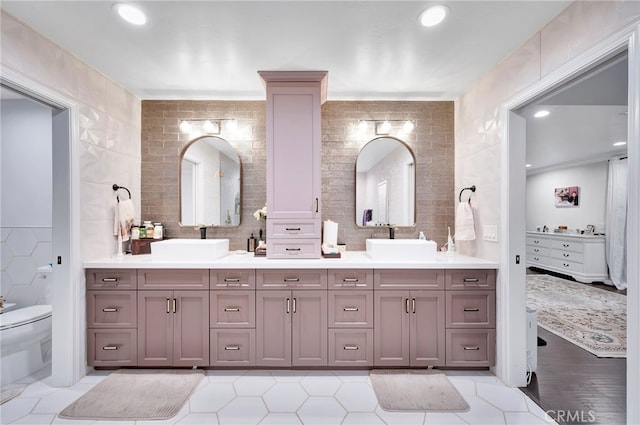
(1, 0, 571, 100)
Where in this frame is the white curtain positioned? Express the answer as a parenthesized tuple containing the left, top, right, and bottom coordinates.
(605, 156, 628, 290)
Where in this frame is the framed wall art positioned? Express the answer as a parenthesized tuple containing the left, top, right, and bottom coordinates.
(554, 186, 579, 207)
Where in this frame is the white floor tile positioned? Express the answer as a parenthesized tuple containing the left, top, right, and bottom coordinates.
(88, 421, 135, 425)
(258, 412, 303, 424)
(31, 388, 88, 414)
(342, 412, 386, 424)
(206, 370, 247, 383)
(233, 374, 275, 396)
(335, 382, 378, 411)
(455, 395, 506, 425)
(524, 397, 555, 423)
(17, 381, 55, 399)
(262, 383, 308, 412)
(217, 397, 267, 425)
(447, 376, 477, 397)
(504, 411, 551, 424)
(175, 412, 220, 424)
(374, 405, 426, 425)
(477, 382, 528, 412)
(424, 412, 468, 424)
(333, 370, 370, 383)
(300, 376, 342, 396)
(297, 397, 346, 425)
(8, 413, 55, 424)
(50, 416, 93, 424)
(269, 370, 308, 382)
(189, 382, 236, 413)
(0, 397, 39, 424)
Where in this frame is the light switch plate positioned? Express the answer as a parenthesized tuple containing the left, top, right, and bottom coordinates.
(484, 225, 498, 242)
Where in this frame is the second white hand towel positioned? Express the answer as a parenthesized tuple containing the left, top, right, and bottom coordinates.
(113, 199, 136, 242)
(455, 202, 476, 241)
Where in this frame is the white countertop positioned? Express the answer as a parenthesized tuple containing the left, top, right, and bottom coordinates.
(526, 231, 605, 239)
(83, 251, 498, 270)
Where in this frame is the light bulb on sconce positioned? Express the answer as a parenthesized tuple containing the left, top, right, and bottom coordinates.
(179, 120, 192, 133)
(358, 120, 369, 132)
(226, 119, 238, 131)
(402, 120, 415, 132)
(179, 118, 238, 135)
(377, 121, 391, 135)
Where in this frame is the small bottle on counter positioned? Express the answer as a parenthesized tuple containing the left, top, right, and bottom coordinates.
(143, 221, 153, 238)
(248, 232, 256, 252)
(418, 231, 426, 240)
(131, 225, 140, 240)
(153, 223, 163, 239)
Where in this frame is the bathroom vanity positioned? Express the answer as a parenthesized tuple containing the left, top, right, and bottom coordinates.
(84, 252, 497, 369)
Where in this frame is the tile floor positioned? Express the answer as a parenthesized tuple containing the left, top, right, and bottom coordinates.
(1, 366, 558, 425)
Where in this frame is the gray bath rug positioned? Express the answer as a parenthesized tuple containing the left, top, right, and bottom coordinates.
(370, 369, 470, 412)
(58, 369, 204, 420)
(1, 386, 25, 405)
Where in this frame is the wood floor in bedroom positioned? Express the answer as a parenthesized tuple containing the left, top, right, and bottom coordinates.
(522, 270, 627, 425)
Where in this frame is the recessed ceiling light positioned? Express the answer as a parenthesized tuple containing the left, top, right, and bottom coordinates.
(113, 3, 147, 26)
(613, 141, 627, 147)
(526, 163, 532, 168)
(419, 5, 449, 27)
(533, 110, 550, 118)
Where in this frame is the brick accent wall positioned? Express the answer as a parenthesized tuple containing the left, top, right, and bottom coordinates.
(141, 100, 454, 251)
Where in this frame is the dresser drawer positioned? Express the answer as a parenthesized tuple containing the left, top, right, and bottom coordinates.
(445, 269, 496, 290)
(527, 237, 550, 248)
(257, 269, 327, 289)
(86, 269, 137, 290)
(552, 239, 584, 253)
(210, 329, 255, 366)
(328, 329, 373, 366)
(328, 269, 373, 289)
(268, 239, 321, 259)
(87, 291, 137, 328)
(138, 269, 209, 290)
(374, 269, 444, 290)
(88, 329, 137, 366)
(211, 269, 256, 289)
(551, 249, 584, 263)
(551, 258, 584, 273)
(445, 329, 495, 367)
(267, 219, 320, 238)
(526, 245, 549, 257)
(527, 254, 548, 265)
(210, 291, 255, 328)
(446, 291, 495, 328)
(328, 291, 373, 328)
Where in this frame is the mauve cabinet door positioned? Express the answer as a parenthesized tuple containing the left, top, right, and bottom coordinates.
(173, 290, 209, 367)
(409, 290, 445, 367)
(88, 329, 137, 367)
(87, 291, 136, 328)
(210, 329, 255, 366)
(256, 291, 291, 367)
(292, 290, 327, 366)
(374, 290, 410, 366)
(138, 291, 173, 366)
(446, 291, 496, 328)
(328, 291, 373, 328)
(210, 290, 255, 328)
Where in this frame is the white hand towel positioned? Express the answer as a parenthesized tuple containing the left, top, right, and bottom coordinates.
(455, 202, 476, 241)
(113, 199, 135, 242)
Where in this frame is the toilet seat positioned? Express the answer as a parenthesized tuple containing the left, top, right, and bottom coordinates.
(0, 305, 52, 331)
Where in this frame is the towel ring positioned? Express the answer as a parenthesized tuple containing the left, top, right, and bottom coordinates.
(112, 184, 131, 202)
(458, 185, 476, 203)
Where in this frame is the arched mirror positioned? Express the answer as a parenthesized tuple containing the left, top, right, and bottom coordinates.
(356, 136, 415, 227)
(180, 136, 241, 227)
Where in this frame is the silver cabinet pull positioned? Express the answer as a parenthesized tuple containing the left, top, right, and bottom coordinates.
(284, 277, 300, 282)
(563, 243, 570, 248)
(563, 263, 570, 268)
(101, 277, 119, 283)
(102, 307, 119, 313)
(224, 307, 240, 312)
(343, 345, 359, 350)
(533, 257, 540, 261)
(224, 345, 240, 351)
(286, 298, 291, 314)
(102, 345, 119, 351)
(315, 198, 319, 213)
(343, 278, 359, 283)
(533, 248, 539, 252)
(343, 307, 359, 312)
(463, 307, 480, 312)
(166, 298, 171, 314)
(292, 297, 297, 313)
(405, 298, 410, 314)
(286, 227, 301, 231)
(463, 346, 480, 351)
(172, 298, 177, 314)
(224, 278, 241, 282)
(463, 278, 480, 283)
(286, 248, 301, 252)
(563, 253, 570, 257)
(533, 240, 540, 244)
(412, 298, 416, 314)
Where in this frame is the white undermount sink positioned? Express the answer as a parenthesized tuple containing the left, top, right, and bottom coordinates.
(366, 238, 437, 260)
(151, 239, 229, 261)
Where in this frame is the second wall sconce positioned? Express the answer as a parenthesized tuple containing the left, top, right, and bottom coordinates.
(179, 118, 238, 135)
(358, 119, 415, 135)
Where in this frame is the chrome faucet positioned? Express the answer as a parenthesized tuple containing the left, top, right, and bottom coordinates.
(197, 225, 207, 239)
(388, 225, 397, 239)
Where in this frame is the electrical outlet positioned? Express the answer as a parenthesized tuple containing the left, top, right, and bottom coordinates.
(484, 225, 498, 242)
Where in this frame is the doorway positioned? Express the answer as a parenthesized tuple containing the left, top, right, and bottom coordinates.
(501, 24, 640, 424)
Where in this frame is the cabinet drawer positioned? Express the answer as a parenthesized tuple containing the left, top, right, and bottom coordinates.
(268, 239, 321, 259)
(527, 254, 548, 265)
(210, 329, 255, 366)
(446, 291, 495, 328)
(552, 240, 584, 253)
(328, 329, 373, 366)
(446, 329, 495, 367)
(267, 219, 320, 238)
(328, 269, 373, 289)
(257, 269, 327, 289)
(211, 269, 256, 289)
(374, 269, 444, 290)
(328, 291, 373, 328)
(445, 269, 496, 290)
(526, 245, 549, 257)
(87, 291, 137, 328)
(551, 258, 583, 273)
(138, 269, 209, 290)
(88, 329, 137, 366)
(86, 269, 136, 290)
(551, 249, 584, 263)
(527, 237, 550, 248)
(210, 291, 255, 328)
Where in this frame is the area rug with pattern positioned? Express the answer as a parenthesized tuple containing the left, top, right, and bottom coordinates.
(58, 369, 204, 420)
(526, 274, 626, 358)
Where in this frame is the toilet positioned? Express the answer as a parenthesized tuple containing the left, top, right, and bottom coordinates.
(0, 304, 52, 386)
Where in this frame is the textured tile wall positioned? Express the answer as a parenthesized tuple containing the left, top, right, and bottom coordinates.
(455, 0, 640, 260)
(141, 100, 454, 251)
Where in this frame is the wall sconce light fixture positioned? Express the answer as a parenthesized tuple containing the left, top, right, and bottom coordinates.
(357, 119, 415, 135)
(179, 118, 238, 135)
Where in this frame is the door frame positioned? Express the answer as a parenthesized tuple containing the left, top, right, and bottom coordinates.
(1, 65, 84, 386)
(500, 21, 640, 424)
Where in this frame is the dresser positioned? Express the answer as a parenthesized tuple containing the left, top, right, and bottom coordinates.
(526, 231, 608, 283)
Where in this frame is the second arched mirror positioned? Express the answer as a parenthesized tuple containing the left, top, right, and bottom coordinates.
(356, 136, 415, 227)
(180, 136, 241, 227)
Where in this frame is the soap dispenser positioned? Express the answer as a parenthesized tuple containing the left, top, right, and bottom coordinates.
(248, 232, 256, 252)
(446, 226, 456, 256)
(418, 231, 426, 240)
